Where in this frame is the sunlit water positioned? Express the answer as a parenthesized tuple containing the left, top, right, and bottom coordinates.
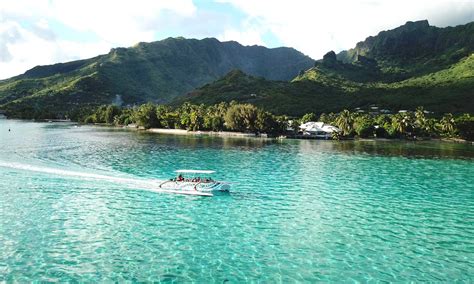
(0, 120, 473, 282)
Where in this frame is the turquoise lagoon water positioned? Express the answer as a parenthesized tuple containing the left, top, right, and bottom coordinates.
(0, 119, 473, 282)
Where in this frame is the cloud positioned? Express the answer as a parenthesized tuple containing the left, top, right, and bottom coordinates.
(219, 0, 474, 59)
(0, 21, 23, 62)
(30, 19, 57, 41)
(0, 0, 473, 79)
(141, 8, 239, 39)
(2, 0, 197, 45)
(49, 0, 196, 45)
(219, 18, 267, 45)
(0, 17, 108, 78)
(0, 20, 111, 79)
(0, 0, 198, 79)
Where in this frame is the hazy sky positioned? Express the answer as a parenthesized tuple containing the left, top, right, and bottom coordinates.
(1, 0, 473, 79)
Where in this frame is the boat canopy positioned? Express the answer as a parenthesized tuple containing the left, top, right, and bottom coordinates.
(175, 169, 216, 174)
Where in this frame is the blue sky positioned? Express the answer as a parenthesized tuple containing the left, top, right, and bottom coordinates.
(1, 0, 473, 79)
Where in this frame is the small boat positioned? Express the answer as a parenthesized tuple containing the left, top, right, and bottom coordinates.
(158, 169, 231, 196)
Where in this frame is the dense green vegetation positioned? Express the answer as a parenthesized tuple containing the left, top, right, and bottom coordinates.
(0, 37, 313, 116)
(81, 102, 288, 135)
(318, 107, 474, 141)
(182, 21, 474, 116)
(176, 69, 375, 116)
(176, 60, 474, 116)
(81, 103, 474, 141)
(336, 20, 474, 80)
(1, 20, 473, 124)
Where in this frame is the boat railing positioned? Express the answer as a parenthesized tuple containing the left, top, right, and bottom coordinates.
(192, 180, 203, 190)
(159, 180, 174, 188)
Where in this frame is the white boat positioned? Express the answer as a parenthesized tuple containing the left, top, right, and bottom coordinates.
(158, 170, 231, 196)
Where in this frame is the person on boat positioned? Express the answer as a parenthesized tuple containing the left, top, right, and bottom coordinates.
(177, 174, 184, 182)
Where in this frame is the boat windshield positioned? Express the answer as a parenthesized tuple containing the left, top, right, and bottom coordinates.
(173, 175, 214, 183)
(175, 169, 215, 174)
(171, 170, 216, 183)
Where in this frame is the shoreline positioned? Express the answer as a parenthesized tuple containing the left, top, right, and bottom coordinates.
(146, 128, 263, 138)
(131, 125, 473, 144)
(3, 118, 472, 144)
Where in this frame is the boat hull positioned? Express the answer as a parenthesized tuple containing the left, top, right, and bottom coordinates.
(159, 181, 230, 193)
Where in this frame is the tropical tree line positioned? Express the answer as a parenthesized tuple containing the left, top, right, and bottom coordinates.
(80, 103, 473, 141)
(80, 102, 288, 135)
(312, 107, 474, 141)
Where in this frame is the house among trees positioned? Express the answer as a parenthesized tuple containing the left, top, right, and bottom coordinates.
(299, 121, 340, 139)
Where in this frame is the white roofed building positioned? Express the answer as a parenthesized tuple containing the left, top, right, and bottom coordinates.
(299, 121, 340, 139)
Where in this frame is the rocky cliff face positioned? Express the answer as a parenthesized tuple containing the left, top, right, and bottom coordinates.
(337, 20, 474, 78)
(0, 37, 314, 115)
(185, 21, 474, 115)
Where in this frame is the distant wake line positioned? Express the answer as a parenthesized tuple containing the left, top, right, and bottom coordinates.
(0, 161, 199, 195)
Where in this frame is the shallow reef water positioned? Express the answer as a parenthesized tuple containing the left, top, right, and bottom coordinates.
(0, 120, 473, 282)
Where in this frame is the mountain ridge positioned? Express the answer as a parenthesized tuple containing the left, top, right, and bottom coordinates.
(1, 20, 473, 118)
(0, 37, 314, 117)
(336, 20, 474, 80)
(180, 20, 474, 116)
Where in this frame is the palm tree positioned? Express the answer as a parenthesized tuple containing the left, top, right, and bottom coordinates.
(301, 112, 317, 123)
(440, 113, 455, 137)
(391, 114, 406, 135)
(334, 110, 354, 136)
(289, 118, 300, 134)
(424, 118, 438, 137)
(415, 107, 427, 132)
(396, 112, 416, 137)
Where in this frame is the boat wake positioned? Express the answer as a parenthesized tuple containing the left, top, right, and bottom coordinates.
(0, 161, 212, 196)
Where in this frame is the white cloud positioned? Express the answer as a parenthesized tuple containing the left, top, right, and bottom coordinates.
(220, 29, 264, 45)
(50, 0, 196, 45)
(219, 0, 474, 59)
(219, 18, 266, 45)
(0, 0, 197, 79)
(0, 0, 473, 79)
(0, 20, 111, 79)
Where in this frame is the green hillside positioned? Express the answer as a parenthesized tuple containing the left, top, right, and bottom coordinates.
(336, 20, 474, 80)
(176, 70, 363, 116)
(181, 21, 474, 116)
(181, 57, 474, 116)
(0, 37, 314, 118)
(1, 20, 473, 119)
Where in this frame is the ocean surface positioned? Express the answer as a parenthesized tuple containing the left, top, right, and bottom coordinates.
(0, 119, 473, 282)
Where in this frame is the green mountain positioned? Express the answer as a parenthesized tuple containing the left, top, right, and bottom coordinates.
(0, 37, 313, 118)
(2, 20, 473, 118)
(175, 69, 369, 116)
(180, 20, 474, 116)
(336, 20, 474, 80)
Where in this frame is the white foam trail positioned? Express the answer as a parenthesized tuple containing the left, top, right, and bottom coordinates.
(0, 161, 212, 196)
(0, 161, 157, 185)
